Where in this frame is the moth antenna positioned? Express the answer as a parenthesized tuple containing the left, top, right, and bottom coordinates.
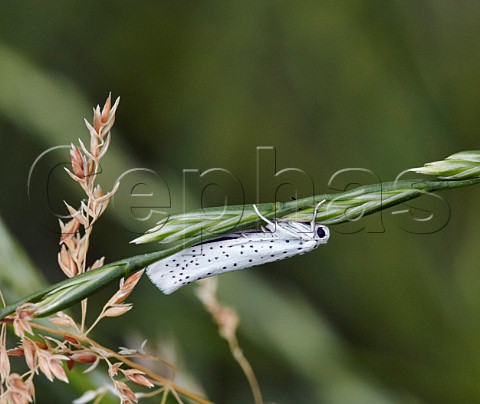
(311, 199, 326, 233)
(253, 204, 275, 227)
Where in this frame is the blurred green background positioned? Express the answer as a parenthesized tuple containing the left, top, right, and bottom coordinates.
(1, 1, 480, 403)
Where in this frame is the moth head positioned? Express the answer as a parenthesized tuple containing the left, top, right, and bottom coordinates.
(314, 225, 330, 241)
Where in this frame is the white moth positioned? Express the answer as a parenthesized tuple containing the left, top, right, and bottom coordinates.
(146, 202, 330, 294)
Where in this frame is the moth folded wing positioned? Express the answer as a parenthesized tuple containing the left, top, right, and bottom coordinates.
(146, 233, 275, 294)
(145, 234, 259, 294)
(146, 225, 328, 295)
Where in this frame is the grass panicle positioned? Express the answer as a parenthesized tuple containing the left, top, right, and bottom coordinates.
(0, 95, 213, 404)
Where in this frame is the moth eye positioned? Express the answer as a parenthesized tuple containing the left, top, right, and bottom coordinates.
(316, 227, 327, 239)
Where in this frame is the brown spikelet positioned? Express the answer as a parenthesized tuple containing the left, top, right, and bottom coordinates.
(122, 369, 154, 388)
(115, 380, 137, 403)
(70, 145, 85, 180)
(109, 270, 144, 305)
(13, 306, 34, 337)
(58, 245, 78, 278)
(70, 351, 98, 364)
